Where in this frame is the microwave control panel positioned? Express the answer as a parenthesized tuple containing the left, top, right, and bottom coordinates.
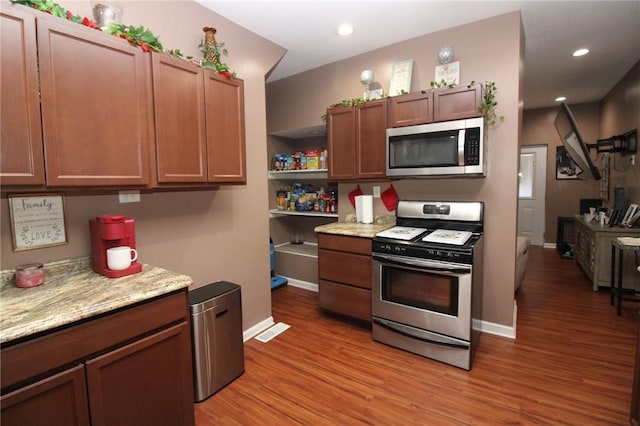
(464, 127, 481, 166)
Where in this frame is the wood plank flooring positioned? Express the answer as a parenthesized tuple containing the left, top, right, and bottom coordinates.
(194, 247, 638, 425)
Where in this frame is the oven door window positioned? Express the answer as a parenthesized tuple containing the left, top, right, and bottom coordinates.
(389, 130, 459, 168)
(381, 265, 459, 316)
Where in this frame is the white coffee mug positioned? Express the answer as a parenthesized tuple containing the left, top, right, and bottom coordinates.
(107, 246, 138, 271)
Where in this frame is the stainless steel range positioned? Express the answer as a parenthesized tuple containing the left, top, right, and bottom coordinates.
(371, 200, 484, 370)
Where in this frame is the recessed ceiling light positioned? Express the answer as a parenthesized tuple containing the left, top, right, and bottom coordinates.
(555, 96, 567, 102)
(572, 48, 589, 57)
(336, 24, 354, 36)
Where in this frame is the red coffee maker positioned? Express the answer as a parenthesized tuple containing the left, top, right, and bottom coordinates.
(89, 214, 142, 278)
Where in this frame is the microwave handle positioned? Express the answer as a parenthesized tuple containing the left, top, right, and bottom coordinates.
(458, 128, 466, 165)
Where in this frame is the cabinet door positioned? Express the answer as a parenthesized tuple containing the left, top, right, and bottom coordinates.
(388, 91, 433, 127)
(152, 53, 207, 183)
(204, 71, 246, 183)
(37, 17, 151, 186)
(433, 83, 482, 122)
(0, 6, 45, 185)
(86, 322, 194, 426)
(0, 365, 90, 426)
(356, 99, 387, 179)
(327, 106, 356, 181)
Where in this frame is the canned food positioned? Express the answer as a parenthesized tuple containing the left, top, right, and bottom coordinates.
(15, 263, 45, 288)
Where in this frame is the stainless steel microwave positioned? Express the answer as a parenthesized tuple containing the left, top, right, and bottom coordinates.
(386, 117, 485, 177)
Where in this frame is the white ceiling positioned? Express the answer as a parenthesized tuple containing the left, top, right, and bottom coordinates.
(197, 1, 640, 109)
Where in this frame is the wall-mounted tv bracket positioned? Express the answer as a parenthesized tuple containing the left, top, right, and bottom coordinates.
(589, 128, 638, 155)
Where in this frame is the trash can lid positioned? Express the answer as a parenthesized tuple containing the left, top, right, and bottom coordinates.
(189, 281, 240, 305)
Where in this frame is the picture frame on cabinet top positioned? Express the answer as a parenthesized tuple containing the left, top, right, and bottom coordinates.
(389, 59, 413, 96)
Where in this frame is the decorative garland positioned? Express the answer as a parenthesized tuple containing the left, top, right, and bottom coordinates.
(10, 0, 236, 78)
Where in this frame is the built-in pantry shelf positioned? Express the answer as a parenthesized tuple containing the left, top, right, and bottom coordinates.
(268, 169, 328, 180)
(269, 209, 338, 218)
(274, 242, 318, 258)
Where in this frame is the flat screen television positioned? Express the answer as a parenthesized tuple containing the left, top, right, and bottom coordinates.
(554, 102, 601, 180)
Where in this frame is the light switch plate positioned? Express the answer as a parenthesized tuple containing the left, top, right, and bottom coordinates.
(373, 186, 381, 198)
(118, 190, 140, 203)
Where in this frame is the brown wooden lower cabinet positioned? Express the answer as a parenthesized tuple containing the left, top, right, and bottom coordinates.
(317, 233, 372, 321)
(1, 365, 89, 425)
(0, 290, 194, 426)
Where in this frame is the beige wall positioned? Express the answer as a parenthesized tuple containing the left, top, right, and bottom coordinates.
(0, 1, 286, 332)
(521, 103, 601, 243)
(267, 12, 524, 328)
(521, 59, 640, 243)
(600, 60, 640, 203)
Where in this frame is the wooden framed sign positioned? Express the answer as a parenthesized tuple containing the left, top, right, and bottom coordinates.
(389, 59, 413, 96)
(8, 194, 68, 251)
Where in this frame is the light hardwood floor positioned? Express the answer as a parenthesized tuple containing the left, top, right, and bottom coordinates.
(194, 246, 638, 425)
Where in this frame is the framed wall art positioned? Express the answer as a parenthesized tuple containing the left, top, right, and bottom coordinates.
(556, 146, 582, 180)
(8, 194, 68, 251)
(389, 59, 413, 96)
(599, 154, 609, 201)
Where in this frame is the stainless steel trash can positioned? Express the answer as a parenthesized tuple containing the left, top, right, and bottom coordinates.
(189, 281, 244, 402)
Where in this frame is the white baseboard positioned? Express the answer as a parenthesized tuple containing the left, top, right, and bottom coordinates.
(279, 285, 518, 340)
(473, 318, 516, 339)
(543, 242, 556, 249)
(243, 316, 274, 342)
(472, 300, 517, 339)
(285, 277, 318, 292)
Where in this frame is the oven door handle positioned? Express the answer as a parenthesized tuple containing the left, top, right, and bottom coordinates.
(372, 253, 471, 275)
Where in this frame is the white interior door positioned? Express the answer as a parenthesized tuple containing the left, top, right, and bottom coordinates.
(518, 145, 547, 246)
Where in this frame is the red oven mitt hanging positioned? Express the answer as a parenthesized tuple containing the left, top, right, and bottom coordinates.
(347, 184, 363, 208)
(381, 184, 399, 211)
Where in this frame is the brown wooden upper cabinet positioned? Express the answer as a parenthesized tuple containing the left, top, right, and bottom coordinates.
(151, 53, 208, 184)
(0, 6, 45, 186)
(327, 98, 387, 181)
(37, 15, 152, 187)
(204, 71, 246, 184)
(1, 4, 246, 189)
(152, 53, 246, 184)
(433, 83, 483, 122)
(387, 91, 434, 128)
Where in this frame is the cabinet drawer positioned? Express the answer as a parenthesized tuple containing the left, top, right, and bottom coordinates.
(318, 280, 371, 321)
(318, 233, 371, 255)
(318, 249, 371, 289)
(1, 290, 188, 390)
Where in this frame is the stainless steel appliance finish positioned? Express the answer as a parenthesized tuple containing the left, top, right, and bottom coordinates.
(190, 281, 244, 402)
(372, 200, 484, 370)
(386, 117, 485, 178)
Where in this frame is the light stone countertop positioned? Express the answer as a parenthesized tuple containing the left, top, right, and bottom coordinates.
(314, 214, 395, 239)
(0, 257, 193, 345)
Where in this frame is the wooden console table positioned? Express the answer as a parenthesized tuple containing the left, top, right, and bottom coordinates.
(573, 215, 640, 291)
(610, 238, 640, 315)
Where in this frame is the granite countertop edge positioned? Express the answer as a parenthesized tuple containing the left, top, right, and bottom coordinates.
(314, 214, 396, 238)
(0, 257, 193, 345)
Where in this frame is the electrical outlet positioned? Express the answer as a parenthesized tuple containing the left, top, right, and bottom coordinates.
(118, 190, 140, 203)
(373, 186, 381, 198)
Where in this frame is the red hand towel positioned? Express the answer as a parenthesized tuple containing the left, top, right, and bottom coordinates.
(381, 184, 399, 211)
(347, 185, 363, 208)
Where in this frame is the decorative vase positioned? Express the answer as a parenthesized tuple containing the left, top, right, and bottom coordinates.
(91, 2, 122, 29)
(202, 26, 220, 66)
